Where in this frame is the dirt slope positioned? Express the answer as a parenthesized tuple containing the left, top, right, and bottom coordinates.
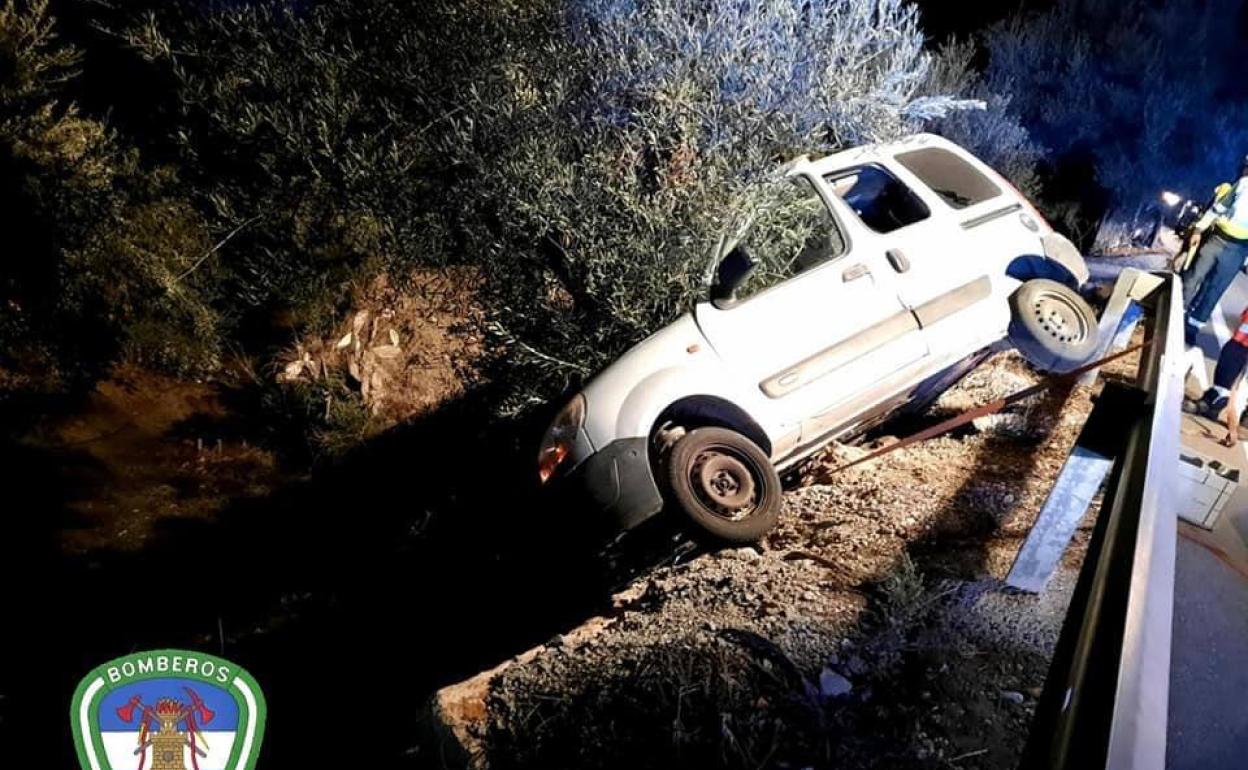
(437, 351, 1139, 770)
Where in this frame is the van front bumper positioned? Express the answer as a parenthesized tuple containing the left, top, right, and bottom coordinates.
(560, 437, 664, 532)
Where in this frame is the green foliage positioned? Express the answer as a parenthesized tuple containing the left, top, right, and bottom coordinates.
(259, 371, 378, 460)
(118, 0, 539, 330)
(2, 0, 1045, 440)
(873, 553, 929, 630)
(0, 0, 79, 133)
(0, 0, 219, 383)
(443, 0, 985, 412)
(979, 0, 1248, 244)
(923, 39, 1044, 199)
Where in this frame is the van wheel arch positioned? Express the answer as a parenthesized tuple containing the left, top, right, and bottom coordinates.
(1006, 254, 1082, 290)
(649, 396, 772, 460)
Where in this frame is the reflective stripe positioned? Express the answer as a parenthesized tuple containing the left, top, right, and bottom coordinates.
(1213, 179, 1248, 241)
(1235, 309, 1248, 345)
(1216, 217, 1248, 241)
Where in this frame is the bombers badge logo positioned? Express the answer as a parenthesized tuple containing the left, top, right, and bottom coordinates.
(71, 650, 266, 770)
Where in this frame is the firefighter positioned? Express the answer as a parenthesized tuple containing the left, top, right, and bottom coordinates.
(1181, 156, 1248, 345)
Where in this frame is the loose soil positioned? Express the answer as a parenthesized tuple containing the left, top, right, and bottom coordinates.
(468, 350, 1142, 770)
(277, 266, 486, 425)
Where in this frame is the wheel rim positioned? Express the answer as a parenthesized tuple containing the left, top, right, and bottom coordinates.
(1031, 290, 1089, 346)
(688, 444, 761, 522)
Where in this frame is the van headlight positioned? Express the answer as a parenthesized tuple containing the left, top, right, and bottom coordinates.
(538, 394, 587, 484)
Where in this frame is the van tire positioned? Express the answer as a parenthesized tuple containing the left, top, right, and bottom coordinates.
(1008, 279, 1100, 373)
(666, 427, 782, 543)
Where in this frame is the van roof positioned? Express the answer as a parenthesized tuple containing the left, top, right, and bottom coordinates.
(790, 133, 956, 177)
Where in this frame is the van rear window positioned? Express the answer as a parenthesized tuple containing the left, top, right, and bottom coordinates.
(895, 147, 1001, 209)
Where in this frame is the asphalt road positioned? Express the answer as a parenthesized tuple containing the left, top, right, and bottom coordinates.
(1167, 274, 1248, 769)
(1168, 536, 1248, 770)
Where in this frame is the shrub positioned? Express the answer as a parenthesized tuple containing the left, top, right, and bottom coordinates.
(444, 0, 987, 412)
(118, 0, 1017, 420)
(119, 0, 543, 336)
(8, 0, 1038, 432)
(978, 0, 1248, 246)
(923, 39, 1044, 198)
(0, 0, 219, 383)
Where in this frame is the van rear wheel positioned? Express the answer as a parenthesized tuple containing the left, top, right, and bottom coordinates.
(1008, 279, 1100, 373)
(666, 427, 782, 543)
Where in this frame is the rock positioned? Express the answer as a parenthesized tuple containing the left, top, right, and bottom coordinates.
(278, 359, 305, 383)
(999, 690, 1025, 705)
(972, 413, 1030, 437)
(819, 668, 853, 699)
(846, 655, 868, 676)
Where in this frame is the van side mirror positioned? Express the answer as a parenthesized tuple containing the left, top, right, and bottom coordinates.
(711, 245, 757, 305)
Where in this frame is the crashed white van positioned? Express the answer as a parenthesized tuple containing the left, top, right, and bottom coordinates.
(539, 134, 1097, 543)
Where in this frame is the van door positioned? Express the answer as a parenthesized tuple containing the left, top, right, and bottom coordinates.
(891, 145, 1049, 353)
(695, 175, 927, 451)
(821, 160, 1002, 363)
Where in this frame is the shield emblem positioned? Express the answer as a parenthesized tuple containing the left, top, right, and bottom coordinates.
(71, 650, 266, 770)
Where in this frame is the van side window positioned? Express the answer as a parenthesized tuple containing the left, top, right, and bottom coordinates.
(895, 147, 1002, 209)
(734, 176, 846, 299)
(825, 165, 929, 234)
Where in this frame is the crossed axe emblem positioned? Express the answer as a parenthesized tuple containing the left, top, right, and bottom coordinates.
(116, 688, 215, 770)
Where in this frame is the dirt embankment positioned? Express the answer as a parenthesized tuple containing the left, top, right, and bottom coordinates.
(10, 268, 488, 555)
(277, 267, 485, 424)
(435, 351, 1140, 770)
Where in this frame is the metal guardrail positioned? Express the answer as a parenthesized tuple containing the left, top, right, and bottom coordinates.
(1022, 272, 1182, 770)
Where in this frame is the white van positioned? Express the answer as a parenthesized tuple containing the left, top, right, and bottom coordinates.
(539, 134, 1097, 542)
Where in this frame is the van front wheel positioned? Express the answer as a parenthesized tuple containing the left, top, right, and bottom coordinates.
(666, 427, 782, 543)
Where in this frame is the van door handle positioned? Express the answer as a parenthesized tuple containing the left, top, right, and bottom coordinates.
(842, 263, 871, 282)
(886, 249, 911, 273)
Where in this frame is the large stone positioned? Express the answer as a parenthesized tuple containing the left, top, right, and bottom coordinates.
(425, 616, 616, 769)
(819, 667, 853, 699)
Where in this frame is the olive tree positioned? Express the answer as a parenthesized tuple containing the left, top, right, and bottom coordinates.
(979, 0, 1248, 246)
(0, 0, 217, 383)
(445, 0, 984, 412)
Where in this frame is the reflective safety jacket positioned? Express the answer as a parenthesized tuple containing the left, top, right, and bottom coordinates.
(1234, 305, 1248, 345)
(1199, 178, 1248, 242)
